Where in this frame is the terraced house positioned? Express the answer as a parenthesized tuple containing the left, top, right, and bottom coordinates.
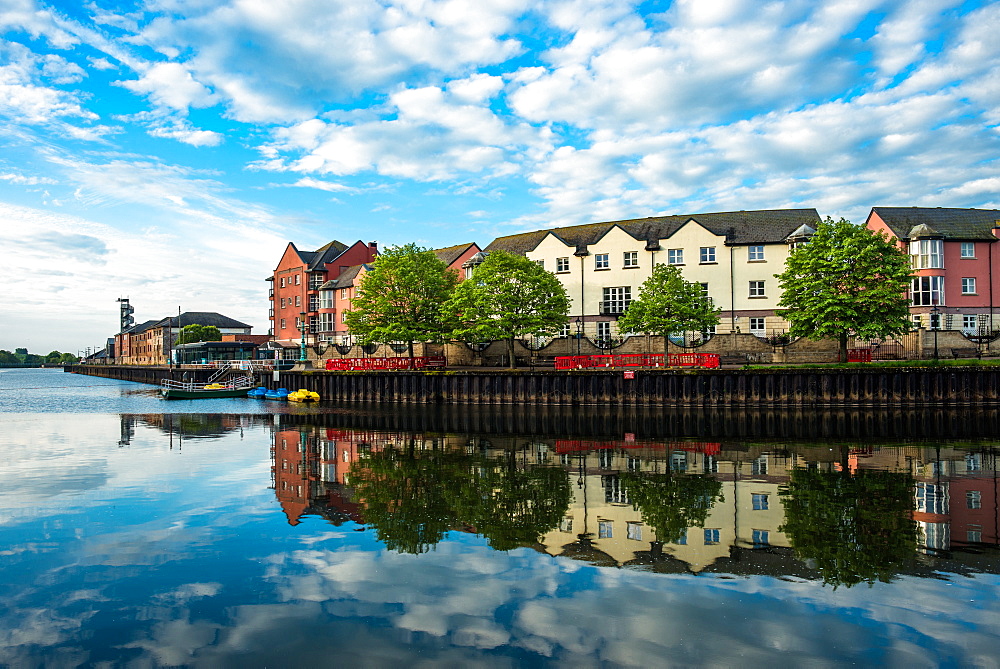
(485, 209, 822, 340)
(865, 207, 1000, 334)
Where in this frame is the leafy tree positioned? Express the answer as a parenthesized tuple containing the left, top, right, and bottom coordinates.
(59, 352, 79, 364)
(14, 348, 27, 357)
(46, 350, 62, 363)
(344, 243, 460, 361)
(622, 470, 724, 544)
(779, 455, 917, 588)
(444, 250, 570, 368)
(0, 350, 19, 364)
(176, 324, 222, 344)
(776, 217, 913, 362)
(617, 264, 720, 353)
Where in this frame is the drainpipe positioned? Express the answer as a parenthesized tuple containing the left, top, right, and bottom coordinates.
(729, 243, 736, 333)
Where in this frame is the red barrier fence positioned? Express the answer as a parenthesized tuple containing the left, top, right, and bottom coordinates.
(325, 356, 446, 371)
(554, 353, 720, 370)
(846, 349, 873, 363)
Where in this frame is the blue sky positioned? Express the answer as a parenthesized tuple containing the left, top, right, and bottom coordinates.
(2, 0, 999, 353)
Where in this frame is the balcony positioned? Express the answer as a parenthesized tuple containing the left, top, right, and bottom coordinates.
(268, 288, 274, 298)
(599, 300, 631, 316)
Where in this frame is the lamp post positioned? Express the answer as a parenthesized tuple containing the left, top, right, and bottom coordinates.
(299, 312, 308, 363)
(931, 304, 940, 361)
(575, 317, 582, 355)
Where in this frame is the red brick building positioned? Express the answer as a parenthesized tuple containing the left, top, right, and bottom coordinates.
(268, 239, 379, 344)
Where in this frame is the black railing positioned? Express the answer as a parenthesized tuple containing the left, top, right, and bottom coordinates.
(599, 300, 631, 316)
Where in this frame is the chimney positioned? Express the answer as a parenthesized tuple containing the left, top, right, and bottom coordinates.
(368, 241, 379, 257)
(993, 221, 1000, 239)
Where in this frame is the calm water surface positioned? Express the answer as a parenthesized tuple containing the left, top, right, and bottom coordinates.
(1, 368, 999, 667)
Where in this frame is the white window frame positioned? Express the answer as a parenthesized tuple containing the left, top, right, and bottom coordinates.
(910, 239, 944, 269)
(700, 247, 716, 263)
(596, 321, 612, 339)
(627, 522, 642, 541)
(667, 248, 684, 265)
(749, 317, 765, 335)
(623, 251, 638, 268)
(749, 281, 765, 298)
(961, 242, 975, 258)
(595, 253, 610, 270)
(534, 259, 544, 269)
(962, 277, 976, 295)
(752, 493, 769, 510)
(748, 245, 765, 261)
(556, 257, 570, 273)
(910, 276, 944, 306)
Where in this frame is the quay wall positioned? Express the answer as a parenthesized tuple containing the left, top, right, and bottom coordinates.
(68, 364, 1000, 406)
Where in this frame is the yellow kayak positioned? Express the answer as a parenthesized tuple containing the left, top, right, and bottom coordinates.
(287, 388, 320, 403)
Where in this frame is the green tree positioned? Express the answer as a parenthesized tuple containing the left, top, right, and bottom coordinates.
(622, 470, 724, 545)
(176, 324, 222, 345)
(46, 350, 62, 363)
(59, 352, 79, 364)
(779, 456, 917, 588)
(776, 217, 913, 362)
(444, 250, 570, 368)
(0, 350, 18, 364)
(617, 264, 720, 353)
(344, 243, 460, 361)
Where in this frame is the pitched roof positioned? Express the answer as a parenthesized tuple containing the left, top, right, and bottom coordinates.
(307, 240, 349, 270)
(321, 264, 372, 289)
(124, 319, 160, 334)
(160, 312, 252, 329)
(871, 207, 1000, 241)
(433, 242, 478, 267)
(484, 209, 821, 255)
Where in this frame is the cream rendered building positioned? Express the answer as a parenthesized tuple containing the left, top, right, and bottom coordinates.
(486, 209, 821, 338)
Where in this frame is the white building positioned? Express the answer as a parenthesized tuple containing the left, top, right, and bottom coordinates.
(485, 209, 821, 338)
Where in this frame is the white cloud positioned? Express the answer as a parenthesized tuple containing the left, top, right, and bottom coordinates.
(117, 61, 215, 111)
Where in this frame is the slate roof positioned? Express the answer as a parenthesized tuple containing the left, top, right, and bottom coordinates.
(433, 242, 478, 267)
(160, 312, 252, 329)
(321, 264, 372, 290)
(871, 207, 1000, 241)
(306, 240, 350, 270)
(123, 319, 160, 335)
(484, 209, 822, 255)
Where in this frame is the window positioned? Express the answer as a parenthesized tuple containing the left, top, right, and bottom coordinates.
(627, 522, 643, 541)
(675, 531, 687, 545)
(667, 248, 684, 265)
(961, 242, 976, 258)
(968, 529, 983, 543)
(598, 520, 613, 539)
(280, 298, 286, 308)
(963, 315, 978, 332)
(558, 322, 571, 337)
(597, 321, 611, 339)
(534, 259, 544, 268)
(749, 318, 765, 335)
(627, 456, 640, 472)
(309, 295, 319, 311)
(560, 518, 573, 533)
(280, 319, 286, 329)
(912, 314, 923, 329)
(341, 288, 348, 300)
(752, 529, 770, 548)
(748, 245, 765, 261)
(930, 312, 942, 330)
(752, 455, 768, 476)
(962, 277, 977, 294)
(700, 247, 716, 263)
(602, 286, 631, 315)
(966, 453, 982, 471)
(749, 281, 765, 297)
(967, 490, 982, 509)
(623, 251, 638, 267)
(294, 274, 300, 285)
(595, 254, 609, 269)
(910, 239, 943, 269)
(342, 311, 349, 323)
(556, 257, 570, 273)
(704, 528, 720, 545)
(752, 493, 769, 510)
(704, 455, 718, 473)
(309, 273, 324, 289)
(670, 452, 687, 472)
(916, 482, 949, 514)
(599, 450, 613, 469)
(910, 276, 944, 306)
(320, 291, 334, 309)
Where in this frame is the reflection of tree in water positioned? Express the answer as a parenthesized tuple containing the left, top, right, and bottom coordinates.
(349, 446, 571, 554)
(779, 458, 917, 589)
(621, 471, 724, 544)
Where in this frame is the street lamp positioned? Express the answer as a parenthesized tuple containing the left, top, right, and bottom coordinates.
(299, 312, 309, 363)
(575, 317, 582, 355)
(931, 303, 940, 361)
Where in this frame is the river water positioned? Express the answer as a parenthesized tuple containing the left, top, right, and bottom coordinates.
(1, 367, 999, 667)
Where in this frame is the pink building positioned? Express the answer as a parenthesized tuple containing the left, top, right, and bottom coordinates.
(865, 207, 1000, 332)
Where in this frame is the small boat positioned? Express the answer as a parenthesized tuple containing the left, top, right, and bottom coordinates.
(160, 372, 255, 400)
(287, 388, 320, 403)
(247, 387, 269, 399)
(264, 387, 289, 401)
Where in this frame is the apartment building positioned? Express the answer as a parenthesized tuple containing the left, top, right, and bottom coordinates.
(865, 207, 1000, 333)
(114, 311, 252, 365)
(269, 239, 379, 345)
(485, 209, 821, 338)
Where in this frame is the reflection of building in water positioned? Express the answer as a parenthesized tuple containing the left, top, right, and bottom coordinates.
(269, 422, 1000, 574)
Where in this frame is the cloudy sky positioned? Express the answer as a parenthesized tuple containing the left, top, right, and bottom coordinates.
(2, 0, 999, 353)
